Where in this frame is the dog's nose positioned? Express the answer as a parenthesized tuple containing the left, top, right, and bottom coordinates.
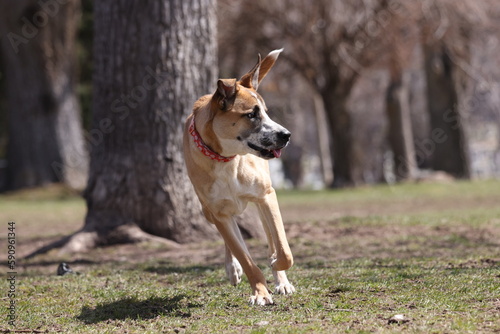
(278, 130, 291, 144)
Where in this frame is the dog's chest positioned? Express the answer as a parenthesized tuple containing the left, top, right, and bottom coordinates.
(207, 162, 265, 216)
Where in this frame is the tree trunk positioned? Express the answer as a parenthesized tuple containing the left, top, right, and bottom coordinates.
(71, 0, 221, 252)
(423, 41, 471, 179)
(313, 92, 334, 187)
(0, 0, 88, 191)
(386, 68, 417, 181)
(24, 0, 265, 257)
(322, 90, 355, 188)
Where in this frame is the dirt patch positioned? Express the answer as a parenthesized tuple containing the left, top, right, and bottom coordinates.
(10, 183, 500, 275)
(19, 216, 500, 278)
(446, 258, 500, 269)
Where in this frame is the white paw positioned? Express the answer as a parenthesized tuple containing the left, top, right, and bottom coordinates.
(275, 282, 296, 295)
(225, 258, 243, 286)
(272, 270, 295, 295)
(249, 294, 274, 306)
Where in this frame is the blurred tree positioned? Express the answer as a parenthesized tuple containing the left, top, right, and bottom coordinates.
(419, 0, 488, 179)
(0, 51, 6, 159)
(384, 4, 419, 181)
(0, 0, 88, 191)
(219, 0, 401, 187)
(422, 38, 471, 178)
(386, 55, 417, 182)
(76, 0, 94, 131)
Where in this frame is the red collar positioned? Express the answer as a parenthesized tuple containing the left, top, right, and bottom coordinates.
(189, 117, 236, 163)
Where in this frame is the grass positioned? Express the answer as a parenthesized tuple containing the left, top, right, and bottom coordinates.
(1, 180, 500, 333)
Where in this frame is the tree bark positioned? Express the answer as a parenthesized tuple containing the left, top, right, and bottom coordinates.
(74, 0, 222, 251)
(423, 41, 471, 178)
(313, 93, 334, 187)
(322, 89, 356, 188)
(0, 0, 88, 191)
(386, 68, 417, 181)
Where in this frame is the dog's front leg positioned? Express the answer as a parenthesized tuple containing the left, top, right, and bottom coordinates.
(215, 217, 273, 305)
(272, 270, 296, 295)
(257, 188, 294, 271)
(260, 217, 296, 294)
(225, 243, 243, 286)
(257, 190, 296, 295)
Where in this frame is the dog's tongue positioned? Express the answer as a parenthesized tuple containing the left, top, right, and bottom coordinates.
(272, 149, 282, 158)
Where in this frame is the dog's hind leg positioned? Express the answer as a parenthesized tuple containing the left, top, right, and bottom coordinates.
(215, 217, 273, 305)
(225, 243, 243, 286)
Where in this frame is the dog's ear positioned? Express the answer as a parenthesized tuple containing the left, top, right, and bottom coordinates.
(257, 48, 283, 85)
(239, 48, 283, 91)
(216, 78, 238, 110)
(239, 54, 261, 90)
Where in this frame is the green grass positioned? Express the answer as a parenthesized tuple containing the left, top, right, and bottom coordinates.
(1, 181, 500, 333)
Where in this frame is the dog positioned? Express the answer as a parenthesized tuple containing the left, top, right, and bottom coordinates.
(183, 49, 295, 305)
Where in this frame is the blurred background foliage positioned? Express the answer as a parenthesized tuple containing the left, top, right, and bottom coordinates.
(0, 0, 499, 191)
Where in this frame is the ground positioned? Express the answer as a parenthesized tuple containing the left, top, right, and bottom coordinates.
(0, 180, 499, 333)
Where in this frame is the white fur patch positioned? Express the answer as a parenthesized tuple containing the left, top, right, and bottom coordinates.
(226, 256, 243, 286)
(249, 91, 283, 132)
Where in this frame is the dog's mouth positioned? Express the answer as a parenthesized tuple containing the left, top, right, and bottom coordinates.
(248, 142, 285, 159)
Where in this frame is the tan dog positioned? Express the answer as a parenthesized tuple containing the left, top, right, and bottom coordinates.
(183, 49, 295, 305)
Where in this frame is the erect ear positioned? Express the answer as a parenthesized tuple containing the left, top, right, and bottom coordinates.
(239, 48, 283, 91)
(216, 78, 238, 110)
(239, 54, 261, 90)
(257, 48, 283, 85)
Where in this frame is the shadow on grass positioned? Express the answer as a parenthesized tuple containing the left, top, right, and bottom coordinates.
(76, 295, 200, 323)
(143, 264, 219, 275)
(22, 258, 97, 267)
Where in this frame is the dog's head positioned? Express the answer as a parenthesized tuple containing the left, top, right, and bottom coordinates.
(209, 49, 290, 160)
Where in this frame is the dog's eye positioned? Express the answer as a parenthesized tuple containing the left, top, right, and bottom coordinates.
(247, 106, 260, 119)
